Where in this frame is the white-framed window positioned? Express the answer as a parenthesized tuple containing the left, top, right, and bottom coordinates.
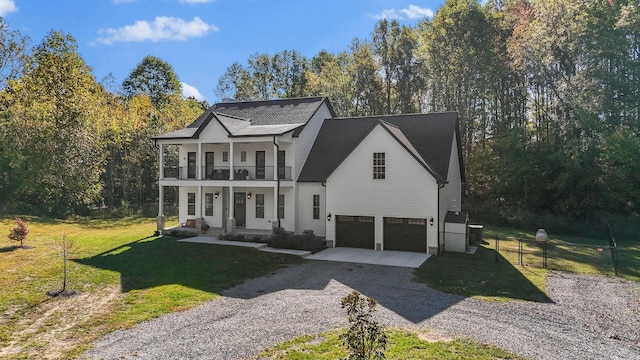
(312, 194, 320, 219)
(255, 194, 264, 218)
(240, 151, 247, 162)
(223, 151, 228, 162)
(205, 193, 214, 216)
(373, 152, 385, 179)
(278, 194, 285, 219)
(187, 192, 196, 216)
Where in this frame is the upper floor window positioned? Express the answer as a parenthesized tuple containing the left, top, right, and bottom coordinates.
(373, 152, 385, 179)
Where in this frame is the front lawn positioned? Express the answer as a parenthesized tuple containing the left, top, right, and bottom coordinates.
(256, 328, 526, 359)
(0, 215, 301, 359)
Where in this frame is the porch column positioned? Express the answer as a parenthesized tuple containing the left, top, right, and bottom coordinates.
(226, 185, 236, 233)
(159, 143, 164, 179)
(197, 142, 203, 179)
(229, 142, 234, 180)
(156, 185, 165, 234)
(196, 185, 204, 229)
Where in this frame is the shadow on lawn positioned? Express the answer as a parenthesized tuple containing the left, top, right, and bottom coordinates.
(415, 244, 552, 303)
(74, 235, 549, 325)
(0, 245, 21, 253)
(74, 235, 299, 294)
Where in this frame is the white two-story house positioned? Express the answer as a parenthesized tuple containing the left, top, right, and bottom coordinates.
(154, 97, 465, 255)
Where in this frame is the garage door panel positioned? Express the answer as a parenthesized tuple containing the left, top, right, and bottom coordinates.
(336, 215, 374, 249)
(384, 217, 426, 253)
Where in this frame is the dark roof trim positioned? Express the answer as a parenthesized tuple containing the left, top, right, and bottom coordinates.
(378, 120, 446, 184)
(193, 112, 219, 138)
(292, 97, 335, 137)
(321, 120, 380, 181)
(454, 116, 466, 182)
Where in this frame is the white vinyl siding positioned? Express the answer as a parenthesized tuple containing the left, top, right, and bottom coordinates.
(325, 124, 438, 252)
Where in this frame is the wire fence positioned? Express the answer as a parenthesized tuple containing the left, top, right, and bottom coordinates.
(493, 235, 619, 276)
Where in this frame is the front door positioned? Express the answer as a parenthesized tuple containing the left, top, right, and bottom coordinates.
(205, 152, 214, 179)
(256, 151, 265, 179)
(234, 192, 246, 227)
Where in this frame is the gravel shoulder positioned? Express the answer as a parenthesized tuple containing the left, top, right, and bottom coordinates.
(83, 261, 640, 360)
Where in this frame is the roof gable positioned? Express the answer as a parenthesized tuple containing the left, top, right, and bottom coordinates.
(154, 97, 331, 140)
(298, 112, 460, 184)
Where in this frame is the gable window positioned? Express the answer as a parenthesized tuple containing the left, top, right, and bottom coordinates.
(187, 192, 196, 216)
(222, 151, 228, 162)
(205, 193, 214, 216)
(312, 194, 320, 220)
(278, 194, 285, 219)
(373, 152, 385, 179)
(255, 194, 264, 218)
(240, 151, 247, 162)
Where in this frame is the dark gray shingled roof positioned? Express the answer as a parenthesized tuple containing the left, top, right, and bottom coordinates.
(153, 97, 333, 139)
(188, 97, 331, 128)
(297, 112, 464, 184)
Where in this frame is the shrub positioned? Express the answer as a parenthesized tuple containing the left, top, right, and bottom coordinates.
(340, 290, 387, 360)
(8, 217, 29, 247)
(267, 229, 327, 253)
(168, 229, 197, 238)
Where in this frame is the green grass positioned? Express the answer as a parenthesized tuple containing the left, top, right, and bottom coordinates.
(416, 225, 640, 302)
(0, 215, 301, 359)
(256, 328, 526, 359)
(484, 225, 640, 281)
(415, 240, 549, 302)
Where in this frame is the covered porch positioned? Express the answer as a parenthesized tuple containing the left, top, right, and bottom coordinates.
(156, 184, 293, 235)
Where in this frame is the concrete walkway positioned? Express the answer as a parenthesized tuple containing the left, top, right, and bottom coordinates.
(179, 236, 429, 267)
(306, 247, 429, 268)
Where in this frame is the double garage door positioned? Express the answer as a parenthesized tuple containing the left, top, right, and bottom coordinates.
(335, 215, 427, 253)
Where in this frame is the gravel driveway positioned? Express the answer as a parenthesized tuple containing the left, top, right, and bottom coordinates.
(84, 260, 640, 360)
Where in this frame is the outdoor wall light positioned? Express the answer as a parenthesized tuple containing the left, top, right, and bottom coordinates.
(429, 217, 434, 226)
(214, 191, 219, 199)
(247, 192, 252, 199)
(327, 213, 332, 221)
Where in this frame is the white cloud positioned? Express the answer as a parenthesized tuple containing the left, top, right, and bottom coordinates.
(179, 0, 215, 4)
(97, 16, 218, 44)
(372, 5, 433, 21)
(401, 5, 433, 19)
(0, 0, 18, 16)
(181, 82, 206, 101)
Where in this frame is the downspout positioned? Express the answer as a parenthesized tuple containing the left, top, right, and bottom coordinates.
(437, 183, 445, 255)
(273, 136, 281, 230)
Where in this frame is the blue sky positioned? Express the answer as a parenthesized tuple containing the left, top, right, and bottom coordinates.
(1, 0, 443, 103)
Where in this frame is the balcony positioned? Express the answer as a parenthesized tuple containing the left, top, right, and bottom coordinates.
(162, 166, 292, 181)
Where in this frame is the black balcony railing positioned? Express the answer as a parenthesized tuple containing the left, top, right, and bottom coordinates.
(162, 165, 292, 180)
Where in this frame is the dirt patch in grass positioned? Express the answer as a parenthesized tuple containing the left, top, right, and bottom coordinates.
(0, 285, 122, 359)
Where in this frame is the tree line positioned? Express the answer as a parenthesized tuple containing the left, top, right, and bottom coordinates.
(0, 21, 205, 216)
(1, 0, 639, 226)
(217, 0, 640, 224)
